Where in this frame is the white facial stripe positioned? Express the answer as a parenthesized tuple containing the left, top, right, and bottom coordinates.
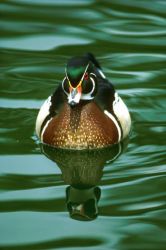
(89, 77, 95, 95)
(65, 69, 70, 85)
(104, 110, 121, 142)
(62, 77, 69, 96)
(80, 76, 95, 100)
(65, 64, 90, 89)
(90, 73, 96, 77)
(64, 65, 97, 102)
(98, 69, 106, 79)
(80, 63, 89, 84)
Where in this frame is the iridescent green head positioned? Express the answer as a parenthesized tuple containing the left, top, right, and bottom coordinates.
(62, 56, 97, 106)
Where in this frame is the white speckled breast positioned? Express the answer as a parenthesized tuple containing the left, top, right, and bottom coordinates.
(43, 102, 119, 149)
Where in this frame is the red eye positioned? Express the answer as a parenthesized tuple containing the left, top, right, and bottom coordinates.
(84, 72, 89, 80)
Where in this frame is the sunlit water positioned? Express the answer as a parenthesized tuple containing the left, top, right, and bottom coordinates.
(0, 0, 166, 249)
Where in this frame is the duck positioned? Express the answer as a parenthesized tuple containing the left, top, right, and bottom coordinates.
(36, 53, 131, 149)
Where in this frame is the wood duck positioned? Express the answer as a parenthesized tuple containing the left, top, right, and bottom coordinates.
(36, 53, 131, 149)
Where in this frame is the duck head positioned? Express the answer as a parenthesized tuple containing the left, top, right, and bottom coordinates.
(66, 186, 101, 221)
(62, 56, 97, 106)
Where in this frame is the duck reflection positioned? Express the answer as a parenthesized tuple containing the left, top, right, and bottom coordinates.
(41, 139, 128, 221)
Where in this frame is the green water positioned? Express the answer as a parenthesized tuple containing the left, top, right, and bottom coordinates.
(0, 0, 166, 249)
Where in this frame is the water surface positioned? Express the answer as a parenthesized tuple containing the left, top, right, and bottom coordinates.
(0, 0, 166, 249)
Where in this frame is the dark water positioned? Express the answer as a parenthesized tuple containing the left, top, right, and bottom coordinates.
(0, 0, 166, 249)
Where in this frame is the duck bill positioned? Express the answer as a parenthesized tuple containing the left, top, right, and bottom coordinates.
(68, 85, 82, 106)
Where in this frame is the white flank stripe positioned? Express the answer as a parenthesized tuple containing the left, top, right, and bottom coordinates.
(35, 96, 51, 138)
(41, 118, 53, 142)
(113, 93, 131, 139)
(104, 110, 121, 142)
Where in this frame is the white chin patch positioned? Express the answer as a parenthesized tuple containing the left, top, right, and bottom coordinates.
(35, 96, 51, 138)
(113, 93, 131, 139)
(68, 92, 81, 104)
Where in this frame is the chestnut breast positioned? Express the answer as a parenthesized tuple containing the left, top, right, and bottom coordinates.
(43, 102, 119, 149)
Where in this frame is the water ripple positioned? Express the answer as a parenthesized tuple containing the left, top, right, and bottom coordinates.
(0, 35, 92, 51)
(0, 0, 166, 248)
